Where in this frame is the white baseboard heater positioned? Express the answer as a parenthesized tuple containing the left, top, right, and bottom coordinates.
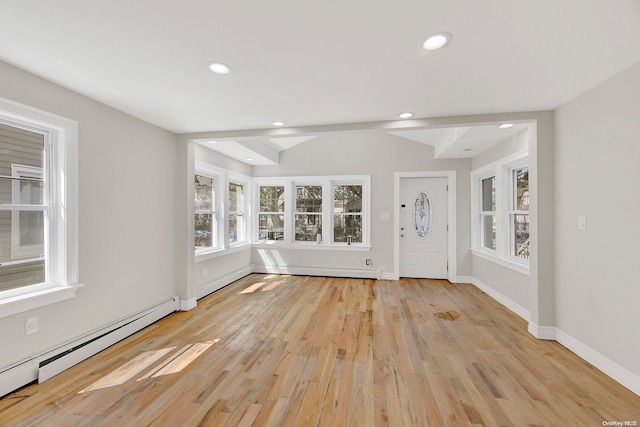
(0, 295, 180, 397)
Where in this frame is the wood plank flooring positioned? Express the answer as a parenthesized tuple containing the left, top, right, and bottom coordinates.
(1, 274, 638, 426)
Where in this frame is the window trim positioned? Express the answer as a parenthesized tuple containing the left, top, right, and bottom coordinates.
(0, 97, 82, 319)
(471, 150, 530, 275)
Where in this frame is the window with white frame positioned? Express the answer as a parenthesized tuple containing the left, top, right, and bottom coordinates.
(194, 173, 217, 252)
(510, 166, 529, 260)
(479, 175, 496, 250)
(258, 185, 285, 241)
(295, 185, 322, 242)
(252, 176, 370, 247)
(0, 99, 79, 317)
(333, 184, 363, 244)
(228, 181, 246, 244)
(471, 152, 529, 272)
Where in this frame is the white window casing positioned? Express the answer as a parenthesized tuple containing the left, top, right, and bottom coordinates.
(471, 150, 530, 275)
(0, 97, 82, 319)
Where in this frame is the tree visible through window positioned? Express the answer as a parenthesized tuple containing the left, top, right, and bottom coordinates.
(258, 186, 284, 241)
(333, 185, 363, 243)
(512, 167, 529, 259)
(195, 174, 216, 250)
(295, 185, 322, 242)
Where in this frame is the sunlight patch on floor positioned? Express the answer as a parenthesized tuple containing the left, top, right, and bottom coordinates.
(239, 282, 266, 294)
(78, 340, 218, 394)
(79, 347, 175, 393)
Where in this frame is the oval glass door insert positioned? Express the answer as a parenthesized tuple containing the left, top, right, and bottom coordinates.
(414, 192, 432, 237)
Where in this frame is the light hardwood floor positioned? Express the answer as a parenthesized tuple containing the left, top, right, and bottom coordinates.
(1, 274, 638, 426)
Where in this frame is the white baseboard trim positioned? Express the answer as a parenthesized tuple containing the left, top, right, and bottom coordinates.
(470, 277, 531, 322)
(556, 328, 640, 396)
(180, 298, 197, 311)
(252, 264, 379, 279)
(380, 272, 399, 280)
(454, 275, 474, 284)
(1, 296, 180, 397)
(195, 266, 253, 301)
(527, 323, 556, 340)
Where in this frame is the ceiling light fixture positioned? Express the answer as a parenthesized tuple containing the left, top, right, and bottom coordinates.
(272, 121, 285, 127)
(399, 112, 415, 119)
(422, 33, 452, 51)
(207, 140, 217, 144)
(208, 62, 232, 75)
(245, 157, 254, 161)
(499, 123, 514, 129)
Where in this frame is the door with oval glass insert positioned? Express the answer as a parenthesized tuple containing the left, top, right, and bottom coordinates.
(399, 177, 448, 278)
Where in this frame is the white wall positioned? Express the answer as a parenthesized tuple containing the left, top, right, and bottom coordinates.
(0, 61, 180, 368)
(252, 131, 473, 278)
(555, 61, 640, 377)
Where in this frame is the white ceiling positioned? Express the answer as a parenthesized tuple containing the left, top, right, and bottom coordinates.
(1, 0, 639, 159)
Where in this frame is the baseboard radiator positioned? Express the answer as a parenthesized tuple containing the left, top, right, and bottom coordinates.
(252, 264, 380, 279)
(0, 295, 180, 397)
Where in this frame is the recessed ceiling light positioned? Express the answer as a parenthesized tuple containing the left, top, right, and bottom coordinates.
(399, 112, 415, 119)
(499, 123, 514, 129)
(422, 33, 452, 51)
(208, 62, 232, 75)
(207, 140, 217, 144)
(245, 157, 254, 161)
(272, 121, 285, 127)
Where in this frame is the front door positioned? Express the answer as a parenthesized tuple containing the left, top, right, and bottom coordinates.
(399, 177, 448, 279)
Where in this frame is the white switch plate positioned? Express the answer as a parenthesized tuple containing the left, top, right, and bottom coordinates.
(578, 216, 587, 230)
(26, 316, 38, 335)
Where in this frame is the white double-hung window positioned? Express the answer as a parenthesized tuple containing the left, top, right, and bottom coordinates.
(295, 184, 322, 242)
(0, 98, 80, 318)
(252, 175, 370, 248)
(194, 172, 218, 252)
(471, 151, 529, 273)
(228, 179, 248, 245)
(258, 185, 285, 241)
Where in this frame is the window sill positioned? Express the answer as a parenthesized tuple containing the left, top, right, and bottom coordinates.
(0, 284, 84, 319)
(195, 243, 251, 263)
(471, 248, 530, 275)
(252, 242, 372, 252)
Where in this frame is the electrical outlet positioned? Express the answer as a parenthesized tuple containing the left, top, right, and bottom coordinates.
(366, 259, 372, 266)
(201, 267, 208, 277)
(26, 316, 38, 335)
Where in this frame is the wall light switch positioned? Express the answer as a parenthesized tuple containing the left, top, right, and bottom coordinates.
(26, 316, 38, 335)
(578, 216, 587, 230)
